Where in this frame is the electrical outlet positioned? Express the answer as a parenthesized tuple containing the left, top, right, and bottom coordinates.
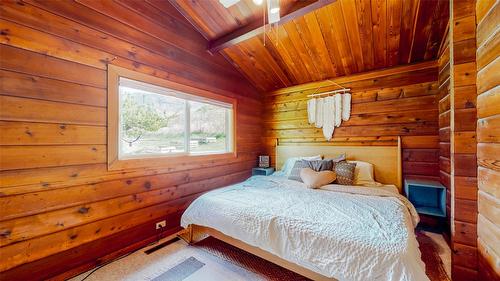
(155, 220, 166, 229)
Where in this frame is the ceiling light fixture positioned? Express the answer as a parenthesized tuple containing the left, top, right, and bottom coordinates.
(268, 0, 280, 24)
(253, 0, 263, 5)
(219, 0, 239, 8)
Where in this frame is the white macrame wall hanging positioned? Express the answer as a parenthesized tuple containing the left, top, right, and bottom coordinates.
(306, 81, 351, 141)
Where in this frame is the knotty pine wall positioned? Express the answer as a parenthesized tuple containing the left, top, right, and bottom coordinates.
(0, 1, 262, 279)
(449, 1, 479, 279)
(476, 0, 500, 280)
(262, 61, 440, 181)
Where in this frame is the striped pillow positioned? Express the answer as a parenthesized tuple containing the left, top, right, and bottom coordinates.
(306, 160, 334, 172)
(324, 153, 346, 163)
(288, 160, 310, 182)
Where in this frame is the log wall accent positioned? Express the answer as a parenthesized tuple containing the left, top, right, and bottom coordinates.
(476, 0, 500, 280)
(449, 1, 479, 279)
(0, 1, 262, 279)
(438, 25, 451, 238)
(262, 61, 440, 181)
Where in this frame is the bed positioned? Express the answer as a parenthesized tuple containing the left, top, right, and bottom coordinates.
(180, 138, 429, 281)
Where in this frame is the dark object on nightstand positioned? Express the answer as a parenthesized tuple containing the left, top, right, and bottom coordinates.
(252, 167, 275, 176)
(405, 178, 446, 233)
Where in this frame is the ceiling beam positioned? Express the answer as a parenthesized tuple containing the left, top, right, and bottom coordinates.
(207, 0, 336, 54)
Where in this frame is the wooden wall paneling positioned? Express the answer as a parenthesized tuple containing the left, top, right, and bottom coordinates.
(477, 214, 500, 280)
(477, 57, 500, 94)
(267, 60, 438, 95)
(475, 0, 500, 277)
(478, 238, 500, 281)
(0, 95, 106, 126)
(0, 121, 106, 146)
(453, 220, 477, 246)
(0, 70, 107, 107)
(0, 145, 107, 171)
(0, 160, 256, 221)
(78, 0, 209, 55)
(477, 86, 500, 119)
(0, 211, 184, 281)
(0, 44, 106, 88)
(0, 195, 195, 272)
(13, 0, 258, 98)
(453, 243, 478, 268)
(476, 22, 500, 71)
(0, 1, 262, 278)
(0, 153, 258, 197)
(401, 135, 439, 149)
(0, 18, 112, 70)
(478, 115, 500, 143)
(0, 169, 250, 248)
(74, 0, 242, 71)
(455, 175, 477, 201)
(478, 191, 500, 227)
(448, 0, 482, 279)
(262, 61, 440, 179)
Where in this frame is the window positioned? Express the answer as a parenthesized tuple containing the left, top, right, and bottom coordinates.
(118, 78, 233, 159)
(108, 65, 236, 170)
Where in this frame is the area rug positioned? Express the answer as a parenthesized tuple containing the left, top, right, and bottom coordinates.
(71, 232, 450, 281)
(416, 232, 452, 281)
(192, 233, 451, 281)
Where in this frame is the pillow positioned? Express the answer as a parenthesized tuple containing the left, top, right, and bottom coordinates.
(324, 153, 347, 163)
(289, 159, 332, 182)
(300, 168, 336, 189)
(306, 159, 334, 172)
(334, 161, 357, 185)
(348, 160, 376, 185)
(288, 160, 310, 182)
(280, 155, 322, 177)
(301, 155, 323, 161)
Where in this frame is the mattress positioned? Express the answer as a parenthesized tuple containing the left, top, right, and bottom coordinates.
(181, 175, 429, 281)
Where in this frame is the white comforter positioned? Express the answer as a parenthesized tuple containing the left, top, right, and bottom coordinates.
(181, 176, 429, 281)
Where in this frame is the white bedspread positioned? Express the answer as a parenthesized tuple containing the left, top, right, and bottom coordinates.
(181, 176, 429, 281)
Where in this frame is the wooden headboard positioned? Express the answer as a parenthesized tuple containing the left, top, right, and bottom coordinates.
(276, 137, 403, 190)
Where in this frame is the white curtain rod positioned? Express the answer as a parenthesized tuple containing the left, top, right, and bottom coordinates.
(307, 88, 351, 97)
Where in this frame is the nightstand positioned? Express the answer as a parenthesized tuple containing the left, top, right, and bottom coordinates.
(404, 179, 446, 218)
(252, 167, 275, 176)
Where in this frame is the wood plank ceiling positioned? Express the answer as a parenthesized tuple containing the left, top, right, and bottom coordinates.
(169, 0, 449, 92)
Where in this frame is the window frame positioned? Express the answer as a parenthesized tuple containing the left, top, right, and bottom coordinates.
(108, 65, 237, 171)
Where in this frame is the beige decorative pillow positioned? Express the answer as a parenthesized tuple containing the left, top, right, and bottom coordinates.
(300, 168, 336, 189)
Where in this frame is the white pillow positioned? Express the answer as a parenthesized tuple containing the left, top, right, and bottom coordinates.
(280, 155, 322, 176)
(302, 155, 322, 160)
(348, 160, 376, 185)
